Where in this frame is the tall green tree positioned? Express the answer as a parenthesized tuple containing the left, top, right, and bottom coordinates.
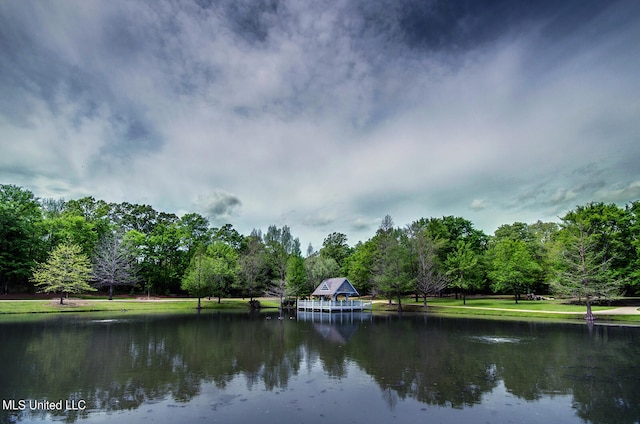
(425, 216, 489, 259)
(626, 201, 640, 293)
(374, 216, 414, 312)
(488, 239, 541, 303)
(0, 185, 44, 294)
(562, 203, 631, 287)
(212, 223, 245, 252)
(31, 241, 95, 304)
(421, 216, 488, 294)
(178, 213, 211, 256)
(181, 246, 215, 309)
(42, 212, 99, 257)
(527, 220, 560, 292)
(445, 241, 478, 305)
(344, 239, 376, 295)
(237, 230, 269, 300)
(146, 219, 185, 295)
(63, 196, 112, 242)
(109, 202, 159, 234)
(319, 232, 352, 271)
(488, 222, 550, 299)
(552, 217, 623, 320)
(264, 225, 300, 312)
(122, 229, 154, 296)
(285, 255, 307, 297)
(305, 253, 340, 296)
(207, 241, 238, 303)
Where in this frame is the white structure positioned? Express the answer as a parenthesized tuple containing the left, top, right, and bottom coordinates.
(298, 278, 371, 313)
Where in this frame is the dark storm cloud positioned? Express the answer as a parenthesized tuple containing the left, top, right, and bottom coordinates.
(196, 191, 242, 221)
(301, 214, 337, 228)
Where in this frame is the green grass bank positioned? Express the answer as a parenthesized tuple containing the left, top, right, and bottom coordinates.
(372, 296, 640, 322)
(0, 296, 280, 314)
(1, 295, 639, 322)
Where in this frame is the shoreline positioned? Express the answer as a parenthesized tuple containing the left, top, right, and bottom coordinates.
(1, 296, 639, 323)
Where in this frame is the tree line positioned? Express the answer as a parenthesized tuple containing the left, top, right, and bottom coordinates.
(1, 184, 639, 312)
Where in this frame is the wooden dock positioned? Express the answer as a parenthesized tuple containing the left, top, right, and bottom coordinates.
(297, 299, 372, 313)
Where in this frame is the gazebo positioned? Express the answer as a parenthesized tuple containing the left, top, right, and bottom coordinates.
(311, 277, 359, 301)
(298, 278, 371, 313)
(297, 277, 372, 313)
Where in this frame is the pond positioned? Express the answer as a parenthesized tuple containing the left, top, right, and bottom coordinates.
(1, 310, 639, 424)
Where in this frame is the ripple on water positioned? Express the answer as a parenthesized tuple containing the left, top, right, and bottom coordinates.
(469, 336, 531, 344)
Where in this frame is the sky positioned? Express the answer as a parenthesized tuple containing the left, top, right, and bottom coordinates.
(1, 0, 639, 250)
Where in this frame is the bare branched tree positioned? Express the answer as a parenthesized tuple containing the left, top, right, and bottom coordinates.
(552, 221, 622, 321)
(93, 231, 139, 300)
(264, 278, 288, 319)
(412, 229, 450, 307)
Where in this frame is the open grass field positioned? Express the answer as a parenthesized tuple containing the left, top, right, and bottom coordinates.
(1, 295, 639, 322)
(372, 296, 640, 322)
(0, 296, 281, 314)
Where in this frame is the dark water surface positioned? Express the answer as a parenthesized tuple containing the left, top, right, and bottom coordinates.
(1, 311, 639, 424)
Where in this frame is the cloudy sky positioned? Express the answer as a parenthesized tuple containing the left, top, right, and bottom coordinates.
(1, 0, 639, 249)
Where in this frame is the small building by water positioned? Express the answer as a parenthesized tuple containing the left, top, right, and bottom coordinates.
(298, 277, 371, 313)
(311, 277, 359, 301)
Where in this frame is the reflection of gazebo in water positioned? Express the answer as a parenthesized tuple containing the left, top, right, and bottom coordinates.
(312, 321, 360, 344)
(297, 278, 372, 312)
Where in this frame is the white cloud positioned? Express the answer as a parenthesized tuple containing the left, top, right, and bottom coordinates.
(470, 199, 488, 211)
(595, 181, 640, 203)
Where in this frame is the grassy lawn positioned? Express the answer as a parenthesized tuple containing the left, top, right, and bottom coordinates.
(0, 297, 281, 314)
(372, 296, 611, 312)
(2, 295, 638, 322)
(417, 297, 613, 312)
(371, 296, 640, 322)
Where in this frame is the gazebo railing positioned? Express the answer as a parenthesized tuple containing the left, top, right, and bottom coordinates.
(297, 299, 372, 312)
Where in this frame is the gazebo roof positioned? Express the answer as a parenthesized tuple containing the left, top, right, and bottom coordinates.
(311, 277, 359, 298)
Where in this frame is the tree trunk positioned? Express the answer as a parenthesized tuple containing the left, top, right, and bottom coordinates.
(462, 290, 466, 305)
(109, 285, 113, 301)
(514, 288, 518, 304)
(585, 298, 595, 321)
(218, 296, 221, 304)
(423, 295, 427, 307)
(197, 296, 202, 310)
(397, 295, 402, 313)
(60, 293, 64, 305)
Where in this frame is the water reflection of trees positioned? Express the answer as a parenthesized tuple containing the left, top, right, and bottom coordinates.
(346, 316, 499, 408)
(1, 313, 639, 423)
(568, 326, 640, 424)
(343, 316, 640, 422)
(0, 312, 307, 423)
